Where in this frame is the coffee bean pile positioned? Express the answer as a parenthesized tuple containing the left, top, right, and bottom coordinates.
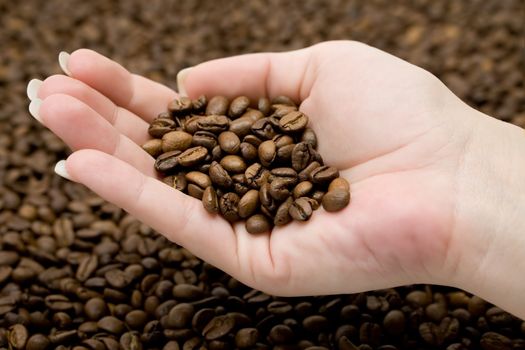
(1, 0, 524, 349)
(143, 96, 350, 233)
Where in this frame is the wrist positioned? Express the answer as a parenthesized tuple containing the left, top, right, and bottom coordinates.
(449, 109, 525, 319)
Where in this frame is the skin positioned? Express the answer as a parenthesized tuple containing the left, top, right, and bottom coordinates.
(30, 41, 525, 319)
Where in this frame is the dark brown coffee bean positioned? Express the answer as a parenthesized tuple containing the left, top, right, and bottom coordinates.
(219, 192, 240, 222)
(163, 341, 181, 350)
(419, 322, 443, 346)
(275, 143, 294, 163)
(192, 131, 217, 149)
(26, 334, 50, 350)
(301, 127, 318, 148)
(177, 146, 208, 167)
(125, 310, 148, 330)
(310, 166, 339, 184)
(238, 189, 260, 218)
(383, 310, 406, 336)
(0, 251, 19, 266)
(155, 150, 182, 172)
(258, 140, 276, 167)
(269, 178, 291, 201)
(220, 155, 246, 174)
(293, 181, 313, 198)
(185, 171, 212, 189)
(328, 178, 350, 192)
(202, 186, 219, 214)
(235, 328, 259, 348)
(229, 116, 256, 138)
(162, 131, 193, 152)
(167, 303, 194, 328)
(322, 189, 350, 212)
(239, 142, 258, 161)
(105, 269, 131, 288)
(279, 111, 308, 132)
(119, 331, 143, 350)
(480, 332, 512, 350)
(291, 142, 316, 171)
(142, 139, 163, 157)
(203, 315, 235, 340)
(218, 131, 241, 154)
(426, 302, 448, 322)
(8, 324, 28, 349)
(97, 316, 125, 334)
(229, 96, 250, 118)
(168, 97, 193, 116)
(251, 118, 277, 139)
(84, 297, 108, 320)
(197, 115, 230, 133)
(259, 182, 274, 208)
(245, 163, 270, 188)
(206, 96, 229, 115)
(149, 117, 176, 138)
(274, 197, 293, 226)
(246, 214, 271, 234)
(209, 161, 233, 188)
(303, 315, 329, 333)
(269, 324, 294, 344)
(184, 115, 202, 134)
(289, 197, 313, 221)
(297, 161, 320, 182)
(187, 184, 204, 199)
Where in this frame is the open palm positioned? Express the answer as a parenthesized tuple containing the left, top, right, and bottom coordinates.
(29, 41, 475, 295)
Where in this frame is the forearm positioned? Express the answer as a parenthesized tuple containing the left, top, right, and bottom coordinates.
(451, 108, 525, 319)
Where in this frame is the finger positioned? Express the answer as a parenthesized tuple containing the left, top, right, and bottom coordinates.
(64, 149, 239, 273)
(64, 49, 176, 121)
(38, 75, 150, 145)
(39, 94, 156, 177)
(179, 47, 317, 103)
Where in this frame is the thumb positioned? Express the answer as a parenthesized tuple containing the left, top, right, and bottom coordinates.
(177, 47, 316, 103)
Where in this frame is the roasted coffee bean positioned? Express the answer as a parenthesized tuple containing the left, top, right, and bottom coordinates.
(238, 190, 260, 218)
(209, 161, 233, 188)
(185, 171, 212, 189)
(258, 140, 276, 167)
(480, 332, 512, 350)
(301, 128, 318, 148)
(230, 117, 256, 138)
(162, 131, 193, 152)
(177, 146, 208, 167)
(168, 97, 193, 116)
(235, 328, 259, 348)
(239, 142, 258, 161)
(197, 115, 230, 133)
(155, 150, 182, 172)
(142, 139, 163, 157)
(202, 186, 219, 213)
(328, 177, 350, 192)
(219, 193, 240, 222)
(218, 131, 241, 154)
(279, 111, 308, 132)
(192, 131, 218, 149)
(269, 324, 294, 344)
(310, 166, 339, 184)
(84, 298, 108, 320)
(203, 315, 235, 341)
(98, 316, 125, 334)
(293, 181, 313, 198)
(125, 310, 148, 330)
(206, 96, 229, 115)
(245, 163, 270, 188)
(251, 118, 277, 139)
(291, 142, 316, 171)
(26, 334, 51, 350)
(269, 178, 292, 201)
(220, 155, 246, 174)
(383, 310, 406, 336)
(149, 118, 176, 138)
(8, 324, 28, 349)
(246, 214, 271, 234)
(274, 197, 293, 226)
(289, 197, 313, 221)
(229, 96, 250, 118)
(276, 143, 295, 163)
(322, 189, 350, 212)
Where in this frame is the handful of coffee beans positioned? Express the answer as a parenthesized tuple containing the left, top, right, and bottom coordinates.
(142, 95, 350, 233)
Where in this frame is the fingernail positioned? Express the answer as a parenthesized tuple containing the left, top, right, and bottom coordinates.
(177, 67, 192, 97)
(58, 51, 72, 76)
(54, 160, 72, 180)
(27, 79, 42, 100)
(28, 98, 42, 122)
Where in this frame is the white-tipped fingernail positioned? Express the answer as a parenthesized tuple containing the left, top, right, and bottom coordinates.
(177, 67, 192, 96)
(28, 98, 42, 122)
(54, 160, 72, 180)
(27, 79, 42, 100)
(58, 51, 72, 76)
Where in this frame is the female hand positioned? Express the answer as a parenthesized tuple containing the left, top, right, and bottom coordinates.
(27, 41, 525, 318)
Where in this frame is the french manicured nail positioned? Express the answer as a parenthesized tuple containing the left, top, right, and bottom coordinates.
(58, 51, 72, 76)
(54, 160, 72, 180)
(27, 79, 42, 100)
(177, 67, 192, 96)
(28, 98, 42, 122)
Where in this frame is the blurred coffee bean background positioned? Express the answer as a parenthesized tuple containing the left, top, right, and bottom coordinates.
(0, 0, 524, 349)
